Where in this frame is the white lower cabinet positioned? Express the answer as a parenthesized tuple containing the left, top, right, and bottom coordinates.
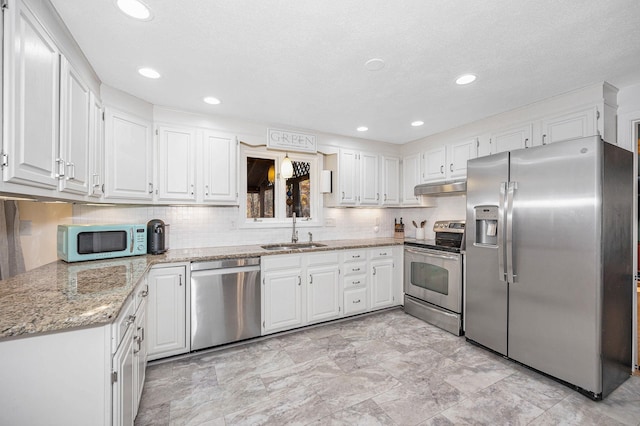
(307, 252, 341, 324)
(147, 265, 188, 360)
(112, 279, 148, 425)
(112, 322, 135, 426)
(262, 246, 401, 336)
(263, 268, 304, 332)
(344, 287, 368, 315)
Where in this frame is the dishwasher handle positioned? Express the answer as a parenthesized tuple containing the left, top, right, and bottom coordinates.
(191, 265, 260, 278)
(191, 257, 260, 271)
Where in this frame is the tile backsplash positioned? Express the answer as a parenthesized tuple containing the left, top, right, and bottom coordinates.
(72, 195, 466, 249)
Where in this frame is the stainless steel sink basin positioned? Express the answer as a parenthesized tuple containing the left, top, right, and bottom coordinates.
(261, 243, 327, 251)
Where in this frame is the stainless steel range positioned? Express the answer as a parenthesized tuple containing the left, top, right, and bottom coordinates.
(404, 220, 464, 336)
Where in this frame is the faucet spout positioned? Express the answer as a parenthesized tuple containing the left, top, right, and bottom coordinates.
(291, 212, 298, 243)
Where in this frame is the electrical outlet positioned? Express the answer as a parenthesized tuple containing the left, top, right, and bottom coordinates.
(324, 218, 336, 227)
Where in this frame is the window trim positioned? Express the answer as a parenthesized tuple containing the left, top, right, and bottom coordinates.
(239, 146, 322, 229)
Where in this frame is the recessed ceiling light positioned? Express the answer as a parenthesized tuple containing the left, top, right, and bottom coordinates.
(115, 0, 153, 20)
(356, 126, 368, 132)
(364, 58, 385, 71)
(203, 97, 221, 105)
(138, 67, 160, 79)
(411, 121, 424, 127)
(456, 74, 477, 85)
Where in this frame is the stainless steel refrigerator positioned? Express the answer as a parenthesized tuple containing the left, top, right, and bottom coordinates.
(465, 135, 633, 400)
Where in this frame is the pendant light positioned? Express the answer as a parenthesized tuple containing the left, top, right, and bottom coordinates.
(281, 153, 294, 179)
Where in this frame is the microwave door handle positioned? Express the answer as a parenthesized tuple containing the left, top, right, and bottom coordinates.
(506, 182, 517, 283)
(130, 228, 134, 253)
(405, 248, 459, 261)
(498, 182, 507, 282)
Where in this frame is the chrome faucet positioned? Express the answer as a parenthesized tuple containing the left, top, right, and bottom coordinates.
(291, 212, 298, 243)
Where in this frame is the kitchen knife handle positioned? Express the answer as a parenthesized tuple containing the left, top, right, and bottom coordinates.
(498, 182, 507, 282)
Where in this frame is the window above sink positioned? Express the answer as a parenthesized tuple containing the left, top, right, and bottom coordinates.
(240, 145, 322, 229)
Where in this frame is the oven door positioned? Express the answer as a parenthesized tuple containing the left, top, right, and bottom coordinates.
(404, 246, 462, 313)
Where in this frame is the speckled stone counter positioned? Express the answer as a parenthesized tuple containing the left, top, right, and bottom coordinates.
(0, 238, 402, 339)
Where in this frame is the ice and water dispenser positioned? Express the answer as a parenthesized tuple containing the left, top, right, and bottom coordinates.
(474, 206, 499, 246)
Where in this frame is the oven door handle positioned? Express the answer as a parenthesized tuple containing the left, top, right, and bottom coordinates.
(405, 248, 459, 261)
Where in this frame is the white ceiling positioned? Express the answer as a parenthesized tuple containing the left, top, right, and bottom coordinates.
(50, 0, 640, 144)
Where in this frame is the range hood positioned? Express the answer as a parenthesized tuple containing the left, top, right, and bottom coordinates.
(414, 180, 467, 196)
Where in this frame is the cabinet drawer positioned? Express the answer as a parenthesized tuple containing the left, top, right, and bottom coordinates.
(307, 251, 339, 267)
(112, 295, 135, 353)
(344, 288, 367, 315)
(262, 254, 302, 271)
(343, 274, 367, 289)
(369, 246, 393, 259)
(343, 262, 366, 276)
(343, 250, 366, 263)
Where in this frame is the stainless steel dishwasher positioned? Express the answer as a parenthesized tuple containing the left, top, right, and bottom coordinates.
(190, 257, 261, 351)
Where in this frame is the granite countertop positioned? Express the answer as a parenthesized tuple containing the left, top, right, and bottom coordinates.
(0, 238, 402, 340)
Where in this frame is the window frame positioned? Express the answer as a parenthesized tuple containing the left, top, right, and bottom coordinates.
(239, 146, 322, 229)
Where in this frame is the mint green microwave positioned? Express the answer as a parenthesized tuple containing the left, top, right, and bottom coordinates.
(57, 224, 147, 262)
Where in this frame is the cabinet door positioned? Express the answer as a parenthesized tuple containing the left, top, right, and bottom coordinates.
(541, 107, 597, 145)
(157, 126, 196, 202)
(202, 131, 237, 203)
(133, 298, 147, 415)
(147, 266, 187, 360)
(3, 0, 60, 189)
(307, 265, 341, 324)
(338, 150, 358, 204)
(359, 152, 379, 205)
(401, 154, 421, 206)
(371, 259, 395, 310)
(112, 324, 135, 426)
(59, 57, 91, 195)
(263, 269, 303, 333)
(104, 108, 153, 201)
(381, 156, 400, 205)
(446, 138, 478, 180)
(88, 92, 104, 197)
(422, 147, 446, 182)
(490, 124, 532, 153)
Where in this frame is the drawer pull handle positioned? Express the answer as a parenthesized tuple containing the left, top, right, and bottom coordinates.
(353, 299, 361, 304)
(352, 255, 360, 259)
(380, 252, 387, 256)
(353, 280, 360, 285)
(125, 314, 136, 326)
(352, 268, 360, 272)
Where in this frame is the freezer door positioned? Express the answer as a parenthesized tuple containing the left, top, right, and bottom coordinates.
(508, 136, 601, 394)
(465, 152, 509, 355)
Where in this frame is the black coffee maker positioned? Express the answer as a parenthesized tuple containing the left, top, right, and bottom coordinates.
(147, 219, 167, 254)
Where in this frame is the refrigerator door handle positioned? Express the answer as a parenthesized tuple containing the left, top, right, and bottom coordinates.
(506, 181, 517, 283)
(498, 182, 507, 282)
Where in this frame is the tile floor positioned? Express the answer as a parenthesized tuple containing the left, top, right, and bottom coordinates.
(135, 308, 640, 425)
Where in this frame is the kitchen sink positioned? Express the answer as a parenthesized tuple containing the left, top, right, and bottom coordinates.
(261, 243, 327, 251)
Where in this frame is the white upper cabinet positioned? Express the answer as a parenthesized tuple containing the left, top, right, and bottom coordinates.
(401, 153, 421, 206)
(156, 126, 197, 202)
(490, 124, 532, 154)
(338, 149, 358, 205)
(2, 0, 60, 189)
(324, 149, 380, 207)
(422, 147, 446, 183)
(446, 138, 478, 180)
(202, 131, 238, 204)
(59, 57, 91, 195)
(88, 92, 104, 198)
(104, 108, 154, 201)
(381, 156, 400, 206)
(540, 106, 597, 145)
(359, 152, 379, 205)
